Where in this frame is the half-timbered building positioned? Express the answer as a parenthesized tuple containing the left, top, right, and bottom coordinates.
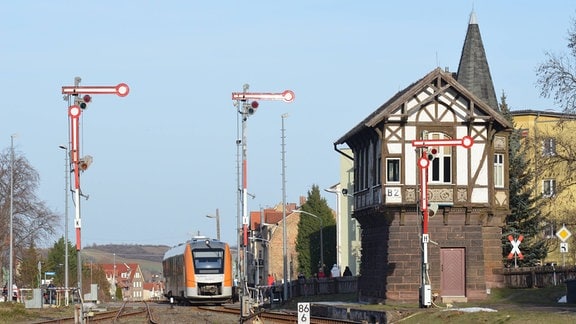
(334, 12, 512, 303)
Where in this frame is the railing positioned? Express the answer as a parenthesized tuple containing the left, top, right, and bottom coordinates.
(249, 267, 576, 306)
(497, 265, 576, 288)
(289, 276, 358, 298)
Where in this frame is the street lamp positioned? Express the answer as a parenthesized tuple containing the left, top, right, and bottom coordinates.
(324, 186, 342, 269)
(59, 145, 70, 304)
(293, 210, 324, 270)
(206, 208, 221, 241)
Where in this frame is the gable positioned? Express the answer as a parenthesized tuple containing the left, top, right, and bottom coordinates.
(335, 68, 512, 146)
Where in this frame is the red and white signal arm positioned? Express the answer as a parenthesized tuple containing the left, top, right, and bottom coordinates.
(231, 90, 295, 103)
(62, 83, 130, 97)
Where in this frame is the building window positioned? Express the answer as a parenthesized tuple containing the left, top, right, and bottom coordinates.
(543, 138, 556, 156)
(543, 179, 556, 197)
(376, 138, 382, 185)
(386, 158, 401, 183)
(356, 146, 367, 190)
(428, 133, 452, 183)
(494, 153, 504, 188)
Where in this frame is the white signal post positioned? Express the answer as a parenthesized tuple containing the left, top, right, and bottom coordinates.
(61, 79, 129, 319)
(232, 85, 294, 320)
(411, 135, 473, 307)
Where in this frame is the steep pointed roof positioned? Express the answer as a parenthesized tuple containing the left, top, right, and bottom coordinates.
(456, 11, 499, 110)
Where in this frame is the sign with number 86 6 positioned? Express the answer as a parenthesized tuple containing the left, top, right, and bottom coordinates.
(298, 302, 310, 324)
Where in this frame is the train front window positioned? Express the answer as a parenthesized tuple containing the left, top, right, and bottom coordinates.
(193, 249, 224, 274)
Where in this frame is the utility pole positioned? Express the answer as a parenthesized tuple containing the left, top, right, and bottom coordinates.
(58, 145, 70, 305)
(9, 134, 15, 303)
(281, 113, 289, 302)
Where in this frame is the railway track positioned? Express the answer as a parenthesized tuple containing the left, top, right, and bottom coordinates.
(30, 301, 157, 323)
(30, 301, 359, 323)
(114, 300, 158, 323)
(199, 305, 360, 323)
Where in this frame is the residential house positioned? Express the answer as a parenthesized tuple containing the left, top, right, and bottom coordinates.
(334, 11, 512, 303)
(326, 148, 361, 276)
(101, 263, 145, 301)
(248, 202, 300, 286)
(511, 110, 576, 264)
(143, 281, 164, 301)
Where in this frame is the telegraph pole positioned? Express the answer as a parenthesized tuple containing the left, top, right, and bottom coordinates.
(280, 113, 289, 302)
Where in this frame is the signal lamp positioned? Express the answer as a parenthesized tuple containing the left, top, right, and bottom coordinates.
(76, 95, 92, 109)
(248, 101, 259, 115)
(78, 155, 93, 171)
(427, 147, 439, 161)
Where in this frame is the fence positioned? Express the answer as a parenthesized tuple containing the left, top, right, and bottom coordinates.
(498, 265, 576, 288)
(289, 276, 358, 298)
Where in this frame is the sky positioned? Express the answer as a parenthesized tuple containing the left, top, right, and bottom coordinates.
(1, 1, 575, 249)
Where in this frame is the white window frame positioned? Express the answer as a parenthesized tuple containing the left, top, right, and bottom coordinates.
(428, 133, 452, 184)
(494, 153, 504, 188)
(386, 158, 401, 183)
(542, 138, 556, 157)
(543, 178, 556, 198)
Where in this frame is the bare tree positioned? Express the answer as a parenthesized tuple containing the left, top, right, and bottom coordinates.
(537, 17, 576, 113)
(0, 148, 60, 284)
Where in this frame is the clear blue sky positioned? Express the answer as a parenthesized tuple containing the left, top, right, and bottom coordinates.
(1, 1, 574, 248)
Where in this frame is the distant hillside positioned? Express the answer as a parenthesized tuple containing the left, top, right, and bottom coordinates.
(82, 244, 170, 281)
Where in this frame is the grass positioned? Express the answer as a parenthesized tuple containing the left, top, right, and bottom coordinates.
(0, 302, 75, 323)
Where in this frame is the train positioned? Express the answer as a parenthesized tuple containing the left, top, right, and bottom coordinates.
(163, 236, 234, 304)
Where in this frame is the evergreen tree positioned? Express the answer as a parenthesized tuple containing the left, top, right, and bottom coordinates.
(45, 238, 110, 300)
(46, 237, 77, 287)
(501, 93, 548, 266)
(295, 185, 336, 277)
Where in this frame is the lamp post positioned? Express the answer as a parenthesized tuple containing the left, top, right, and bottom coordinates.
(206, 208, 221, 241)
(324, 186, 341, 269)
(59, 145, 70, 304)
(293, 210, 324, 270)
(9, 134, 16, 302)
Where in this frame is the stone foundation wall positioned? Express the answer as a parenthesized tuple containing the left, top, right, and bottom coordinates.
(357, 208, 503, 303)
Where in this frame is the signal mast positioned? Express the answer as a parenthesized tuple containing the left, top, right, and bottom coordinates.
(411, 134, 473, 307)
